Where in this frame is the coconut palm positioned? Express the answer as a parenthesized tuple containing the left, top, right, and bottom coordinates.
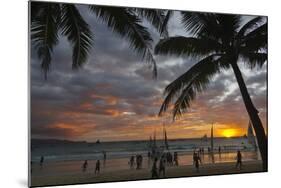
(155, 13, 267, 170)
(31, 2, 168, 79)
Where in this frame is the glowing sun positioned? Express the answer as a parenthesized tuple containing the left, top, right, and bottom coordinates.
(222, 129, 237, 138)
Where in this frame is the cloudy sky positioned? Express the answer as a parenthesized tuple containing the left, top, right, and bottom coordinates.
(31, 4, 267, 142)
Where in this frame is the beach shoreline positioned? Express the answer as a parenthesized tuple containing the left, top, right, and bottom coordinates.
(31, 160, 264, 187)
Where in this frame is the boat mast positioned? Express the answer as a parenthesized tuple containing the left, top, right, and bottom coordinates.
(211, 123, 214, 152)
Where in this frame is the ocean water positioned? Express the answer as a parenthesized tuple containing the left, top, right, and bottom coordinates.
(31, 137, 258, 163)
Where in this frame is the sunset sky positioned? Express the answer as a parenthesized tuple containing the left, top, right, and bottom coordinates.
(31, 5, 267, 142)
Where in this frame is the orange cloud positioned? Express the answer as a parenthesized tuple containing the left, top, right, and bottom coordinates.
(49, 123, 95, 137)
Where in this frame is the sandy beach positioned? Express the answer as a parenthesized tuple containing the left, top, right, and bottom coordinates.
(31, 160, 263, 187)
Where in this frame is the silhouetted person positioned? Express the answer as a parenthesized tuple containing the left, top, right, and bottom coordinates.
(148, 151, 151, 159)
(218, 146, 221, 154)
(173, 152, 178, 166)
(40, 156, 44, 168)
(168, 152, 173, 165)
(136, 155, 141, 169)
(129, 155, 135, 169)
(95, 160, 100, 174)
(151, 159, 158, 178)
(82, 160, 88, 172)
(193, 151, 197, 165)
(148, 151, 151, 166)
(193, 153, 201, 172)
(159, 157, 166, 177)
(236, 150, 242, 170)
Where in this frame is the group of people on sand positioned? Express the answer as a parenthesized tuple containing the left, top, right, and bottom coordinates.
(129, 154, 144, 169)
(35, 148, 243, 178)
(82, 159, 101, 174)
(81, 151, 107, 174)
(150, 151, 179, 178)
(192, 147, 243, 172)
(193, 150, 202, 172)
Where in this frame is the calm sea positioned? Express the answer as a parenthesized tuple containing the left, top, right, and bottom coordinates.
(31, 137, 258, 163)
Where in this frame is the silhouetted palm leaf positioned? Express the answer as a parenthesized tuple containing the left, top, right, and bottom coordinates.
(155, 36, 222, 57)
(31, 3, 60, 79)
(89, 6, 157, 77)
(160, 10, 173, 36)
(60, 5, 93, 69)
(240, 52, 267, 68)
(237, 16, 264, 38)
(133, 8, 168, 37)
(181, 13, 219, 36)
(32, 2, 167, 79)
(240, 23, 267, 53)
(159, 54, 224, 118)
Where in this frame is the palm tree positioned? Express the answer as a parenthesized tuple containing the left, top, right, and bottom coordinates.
(155, 13, 267, 170)
(31, 2, 168, 79)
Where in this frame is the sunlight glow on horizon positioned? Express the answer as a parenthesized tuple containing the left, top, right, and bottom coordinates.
(220, 128, 240, 138)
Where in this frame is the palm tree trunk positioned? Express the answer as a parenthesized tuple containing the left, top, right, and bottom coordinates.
(231, 61, 268, 171)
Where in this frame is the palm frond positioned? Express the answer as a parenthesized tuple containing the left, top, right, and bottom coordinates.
(160, 10, 173, 37)
(216, 15, 241, 43)
(239, 23, 267, 54)
(155, 36, 222, 57)
(180, 13, 219, 36)
(240, 52, 267, 68)
(133, 8, 168, 37)
(89, 6, 157, 77)
(31, 3, 60, 79)
(237, 16, 264, 39)
(159, 54, 224, 117)
(60, 4, 93, 69)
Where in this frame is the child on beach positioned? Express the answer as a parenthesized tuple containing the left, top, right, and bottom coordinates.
(173, 152, 178, 166)
(82, 160, 88, 172)
(95, 160, 100, 174)
(159, 156, 166, 177)
(193, 153, 201, 172)
(151, 159, 158, 178)
(236, 150, 242, 170)
(129, 156, 135, 169)
(40, 156, 44, 168)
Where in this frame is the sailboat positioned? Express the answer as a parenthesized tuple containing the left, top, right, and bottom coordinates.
(247, 120, 257, 150)
(210, 124, 214, 152)
(201, 134, 208, 142)
(210, 124, 215, 163)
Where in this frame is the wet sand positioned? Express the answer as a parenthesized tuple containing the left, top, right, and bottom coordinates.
(31, 160, 263, 187)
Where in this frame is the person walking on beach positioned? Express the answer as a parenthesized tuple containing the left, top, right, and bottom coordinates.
(236, 150, 242, 170)
(193, 151, 197, 165)
(151, 159, 158, 178)
(95, 160, 101, 174)
(40, 156, 44, 168)
(136, 155, 140, 169)
(159, 156, 166, 177)
(82, 160, 88, 172)
(193, 153, 201, 172)
(173, 152, 178, 166)
(129, 155, 135, 169)
(148, 151, 151, 166)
